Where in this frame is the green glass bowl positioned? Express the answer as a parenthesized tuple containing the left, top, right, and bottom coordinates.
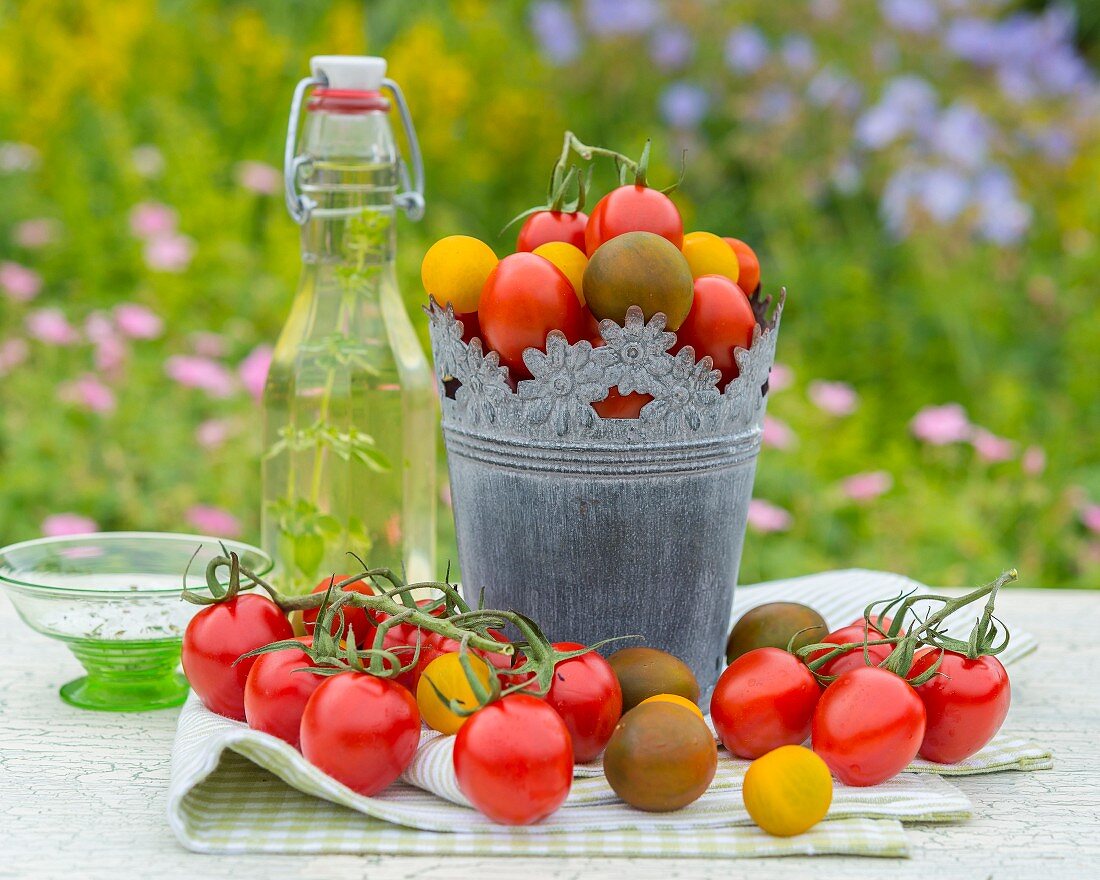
(0, 532, 272, 712)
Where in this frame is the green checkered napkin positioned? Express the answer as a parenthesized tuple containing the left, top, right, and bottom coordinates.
(167, 568, 1049, 857)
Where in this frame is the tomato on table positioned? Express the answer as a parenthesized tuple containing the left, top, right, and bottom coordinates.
(478, 252, 588, 378)
(812, 665, 926, 786)
(416, 651, 493, 736)
(710, 647, 821, 759)
(545, 642, 623, 762)
(182, 594, 295, 721)
(301, 574, 379, 646)
(808, 623, 894, 678)
(585, 184, 683, 254)
(243, 636, 321, 748)
(517, 210, 588, 252)
(300, 672, 421, 796)
(672, 274, 756, 387)
(909, 650, 1011, 764)
(454, 694, 573, 825)
(742, 745, 832, 837)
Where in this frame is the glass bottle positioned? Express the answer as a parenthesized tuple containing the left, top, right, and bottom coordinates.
(262, 56, 435, 594)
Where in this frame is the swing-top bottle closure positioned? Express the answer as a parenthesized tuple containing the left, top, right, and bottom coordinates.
(284, 55, 425, 224)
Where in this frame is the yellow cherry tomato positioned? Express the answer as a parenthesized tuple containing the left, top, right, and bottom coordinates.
(533, 241, 588, 305)
(681, 231, 740, 283)
(639, 693, 705, 719)
(742, 745, 833, 837)
(420, 235, 498, 313)
(416, 652, 492, 735)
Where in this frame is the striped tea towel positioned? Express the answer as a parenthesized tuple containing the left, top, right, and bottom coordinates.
(167, 569, 1047, 857)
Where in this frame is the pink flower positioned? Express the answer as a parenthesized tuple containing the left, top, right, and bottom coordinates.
(26, 308, 80, 345)
(841, 470, 894, 502)
(0, 338, 29, 375)
(910, 403, 971, 445)
(971, 428, 1015, 463)
(144, 232, 194, 272)
(42, 513, 99, 537)
(747, 499, 792, 533)
(94, 334, 128, 375)
(1022, 445, 1046, 476)
(83, 311, 115, 344)
(762, 414, 796, 450)
(235, 160, 281, 195)
(186, 505, 241, 537)
(239, 344, 273, 401)
(196, 419, 232, 450)
(190, 332, 227, 357)
(129, 201, 177, 239)
(13, 218, 60, 249)
(114, 303, 164, 339)
(1081, 504, 1100, 535)
(768, 362, 794, 392)
(1, 261, 43, 302)
(165, 355, 236, 398)
(59, 374, 117, 414)
(808, 379, 859, 416)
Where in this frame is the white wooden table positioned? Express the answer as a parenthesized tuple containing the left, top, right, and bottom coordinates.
(2, 587, 1098, 879)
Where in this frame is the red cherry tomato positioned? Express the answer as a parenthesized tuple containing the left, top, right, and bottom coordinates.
(478, 252, 588, 378)
(808, 624, 894, 678)
(592, 388, 652, 419)
(585, 185, 683, 255)
(243, 637, 322, 748)
(454, 694, 573, 824)
(672, 275, 756, 387)
(710, 647, 821, 759)
(516, 210, 588, 252)
(909, 651, 1011, 764)
(812, 666, 926, 786)
(456, 310, 481, 344)
(545, 642, 623, 762)
(724, 238, 760, 294)
(302, 575, 379, 646)
(300, 673, 421, 796)
(182, 594, 295, 721)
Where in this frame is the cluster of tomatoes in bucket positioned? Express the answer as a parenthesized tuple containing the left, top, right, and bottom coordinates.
(420, 134, 762, 415)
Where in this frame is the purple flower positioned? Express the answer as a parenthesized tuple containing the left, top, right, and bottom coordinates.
(811, 0, 841, 21)
(129, 201, 178, 239)
(650, 26, 694, 70)
(1022, 444, 1046, 476)
(238, 344, 273, 401)
(0, 338, 29, 375)
(971, 428, 1015, 463)
(931, 102, 990, 169)
(0, 261, 43, 302)
(808, 379, 859, 416)
(583, 0, 660, 37)
(973, 167, 1031, 244)
(841, 470, 894, 502)
(919, 166, 971, 222)
(131, 144, 165, 178)
(769, 362, 794, 392)
(144, 232, 195, 272)
(808, 67, 863, 112)
(881, 165, 922, 236)
(42, 513, 99, 537)
(910, 403, 971, 445)
(855, 75, 937, 149)
(114, 303, 164, 339)
(880, 0, 938, 34)
(196, 419, 233, 450)
(165, 355, 236, 398)
(762, 415, 796, 450)
(186, 505, 241, 537)
(749, 86, 796, 124)
(780, 35, 816, 73)
(725, 26, 769, 74)
(13, 218, 60, 249)
(748, 499, 792, 533)
(235, 161, 281, 195)
(659, 82, 710, 129)
(530, 1, 581, 64)
(26, 308, 80, 346)
(59, 374, 117, 414)
(1033, 127, 1075, 164)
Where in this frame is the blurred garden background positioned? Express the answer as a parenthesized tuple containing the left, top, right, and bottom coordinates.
(1, 0, 1098, 589)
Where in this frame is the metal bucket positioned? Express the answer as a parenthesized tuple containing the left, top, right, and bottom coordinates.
(427, 295, 783, 699)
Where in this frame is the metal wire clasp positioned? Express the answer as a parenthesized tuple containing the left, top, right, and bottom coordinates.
(382, 77, 425, 222)
(284, 73, 327, 226)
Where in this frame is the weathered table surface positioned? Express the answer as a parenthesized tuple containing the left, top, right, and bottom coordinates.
(1, 586, 1097, 880)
